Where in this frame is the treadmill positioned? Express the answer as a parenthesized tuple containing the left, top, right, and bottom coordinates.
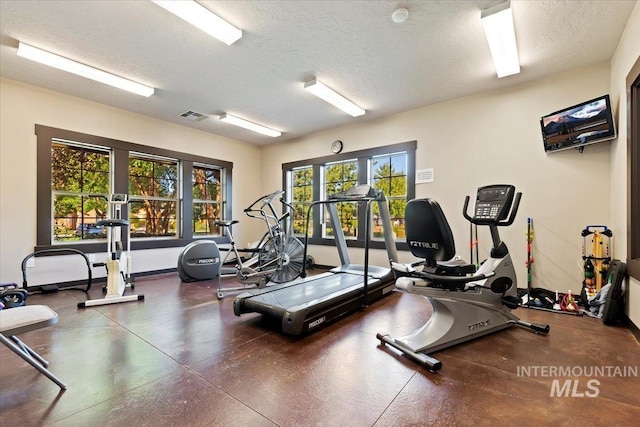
(233, 184, 399, 335)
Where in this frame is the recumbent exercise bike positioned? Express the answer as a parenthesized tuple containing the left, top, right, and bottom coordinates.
(377, 185, 549, 371)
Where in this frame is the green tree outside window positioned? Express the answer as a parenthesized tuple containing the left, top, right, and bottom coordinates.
(324, 160, 358, 238)
(51, 141, 110, 242)
(128, 155, 178, 238)
(371, 153, 407, 239)
(193, 164, 223, 236)
(290, 166, 313, 236)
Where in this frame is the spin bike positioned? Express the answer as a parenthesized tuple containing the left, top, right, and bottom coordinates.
(178, 190, 306, 299)
(215, 190, 305, 298)
(77, 194, 144, 308)
(377, 185, 549, 371)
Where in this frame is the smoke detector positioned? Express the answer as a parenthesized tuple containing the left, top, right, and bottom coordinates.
(392, 8, 409, 23)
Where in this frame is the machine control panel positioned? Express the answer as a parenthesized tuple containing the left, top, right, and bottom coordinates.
(329, 184, 378, 200)
(110, 193, 128, 203)
(473, 185, 515, 222)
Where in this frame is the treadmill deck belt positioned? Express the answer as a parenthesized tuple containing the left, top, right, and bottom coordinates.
(234, 270, 395, 335)
(246, 272, 373, 309)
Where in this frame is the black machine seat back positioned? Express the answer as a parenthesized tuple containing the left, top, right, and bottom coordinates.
(406, 185, 519, 260)
(405, 199, 476, 280)
(406, 198, 456, 263)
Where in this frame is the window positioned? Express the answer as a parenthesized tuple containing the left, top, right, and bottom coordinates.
(36, 125, 233, 253)
(371, 152, 408, 239)
(628, 56, 640, 281)
(323, 159, 358, 238)
(282, 141, 416, 250)
(51, 140, 110, 242)
(289, 166, 313, 236)
(128, 154, 179, 238)
(192, 164, 224, 236)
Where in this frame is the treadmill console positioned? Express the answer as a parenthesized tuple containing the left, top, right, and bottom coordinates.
(329, 184, 377, 200)
(472, 185, 515, 224)
(110, 193, 128, 203)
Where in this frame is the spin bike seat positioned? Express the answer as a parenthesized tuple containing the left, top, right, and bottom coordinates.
(214, 220, 239, 227)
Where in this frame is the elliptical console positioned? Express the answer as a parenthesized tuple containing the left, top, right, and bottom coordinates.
(464, 184, 518, 225)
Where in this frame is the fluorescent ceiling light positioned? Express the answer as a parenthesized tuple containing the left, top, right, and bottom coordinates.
(481, 1, 520, 78)
(304, 79, 365, 117)
(16, 42, 154, 97)
(219, 113, 281, 137)
(152, 0, 242, 46)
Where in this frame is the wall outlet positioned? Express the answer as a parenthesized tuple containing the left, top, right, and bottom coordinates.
(26, 257, 35, 268)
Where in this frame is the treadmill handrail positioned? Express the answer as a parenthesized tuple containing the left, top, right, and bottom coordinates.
(301, 199, 336, 278)
(300, 190, 396, 278)
(300, 195, 379, 276)
(329, 196, 376, 202)
(235, 188, 399, 335)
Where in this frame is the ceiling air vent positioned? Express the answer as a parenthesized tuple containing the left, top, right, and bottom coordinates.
(179, 110, 209, 122)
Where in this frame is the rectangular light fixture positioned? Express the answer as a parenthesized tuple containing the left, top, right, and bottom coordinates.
(151, 0, 242, 46)
(304, 79, 365, 117)
(16, 42, 155, 97)
(219, 113, 281, 137)
(481, 1, 520, 78)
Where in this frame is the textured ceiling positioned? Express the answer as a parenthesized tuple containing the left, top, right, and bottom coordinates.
(0, 0, 636, 146)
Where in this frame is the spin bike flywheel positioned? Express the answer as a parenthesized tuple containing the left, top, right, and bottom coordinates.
(258, 235, 305, 283)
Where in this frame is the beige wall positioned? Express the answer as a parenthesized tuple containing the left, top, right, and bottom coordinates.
(610, 2, 640, 326)
(0, 78, 263, 286)
(1, 4, 638, 327)
(262, 63, 612, 297)
(259, 3, 640, 324)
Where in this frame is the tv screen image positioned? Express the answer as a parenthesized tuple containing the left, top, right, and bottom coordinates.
(540, 94, 616, 153)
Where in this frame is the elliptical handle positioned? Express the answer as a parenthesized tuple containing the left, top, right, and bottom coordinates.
(279, 197, 295, 211)
(244, 190, 285, 216)
(462, 195, 473, 222)
(501, 192, 522, 226)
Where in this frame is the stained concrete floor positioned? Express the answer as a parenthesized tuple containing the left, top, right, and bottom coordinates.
(1, 272, 639, 426)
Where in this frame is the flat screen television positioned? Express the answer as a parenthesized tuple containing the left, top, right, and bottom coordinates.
(540, 94, 616, 153)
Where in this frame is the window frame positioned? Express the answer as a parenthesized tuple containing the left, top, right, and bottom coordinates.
(321, 158, 360, 240)
(50, 140, 112, 243)
(128, 152, 180, 240)
(370, 151, 410, 242)
(191, 162, 226, 237)
(288, 165, 314, 236)
(35, 125, 233, 253)
(282, 140, 416, 251)
(627, 56, 640, 281)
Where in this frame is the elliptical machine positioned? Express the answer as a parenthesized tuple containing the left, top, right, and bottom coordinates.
(77, 194, 144, 308)
(377, 185, 549, 371)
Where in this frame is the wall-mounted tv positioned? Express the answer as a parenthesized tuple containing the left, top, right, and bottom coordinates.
(540, 94, 616, 153)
